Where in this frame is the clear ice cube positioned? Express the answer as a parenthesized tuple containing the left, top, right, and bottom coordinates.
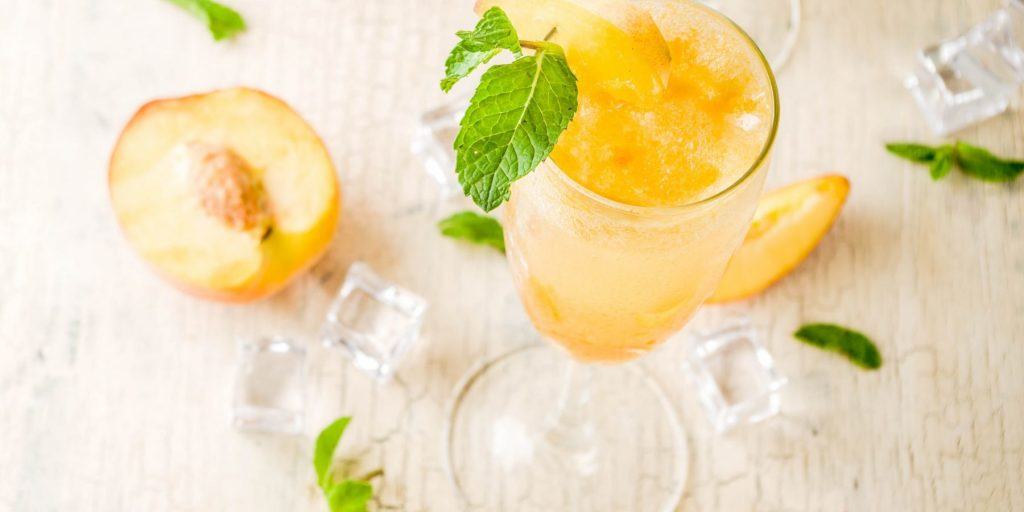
(685, 321, 787, 433)
(233, 336, 306, 435)
(906, 1, 1024, 134)
(410, 97, 469, 199)
(321, 261, 427, 382)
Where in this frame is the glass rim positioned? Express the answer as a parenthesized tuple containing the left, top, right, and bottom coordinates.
(545, 0, 780, 216)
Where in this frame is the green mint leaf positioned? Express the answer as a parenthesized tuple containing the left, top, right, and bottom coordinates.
(441, 7, 522, 92)
(887, 140, 1024, 183)
(455, 42, 578, 211)
(794, 323, 882, 370)
(166, 0, 246, 41)
(438, 211, 505, 252)
(954, 141, 1024, 182)
(314, 418, 380, 512)
(885, 142, 940, 163)
(326, 480, 374, 512)
(929, 146, 954, 180)
(314, 416, 351, 491)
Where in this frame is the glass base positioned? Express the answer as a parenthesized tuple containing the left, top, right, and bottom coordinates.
(703, 0, 801, 71)
(444, 345, 689, 512)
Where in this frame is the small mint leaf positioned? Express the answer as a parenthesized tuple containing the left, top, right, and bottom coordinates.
(441, 7, 522, 92)
(794, 323, 882, 370)
(438, 211, 505, 252)
(326, 480, 374, 512)
(929, 146, 954, 180)
(166, 0, 246, 41)
(954, 140, 1024, 182)
(455, 42, 578, 211)
(314, 417, 351, 491)
(885, 142, 940, 163)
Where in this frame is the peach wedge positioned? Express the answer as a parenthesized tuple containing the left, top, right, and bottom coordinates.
(475, 0, 671, 103)
(709, 175, 850, 303)
(109, 88, 340, 303)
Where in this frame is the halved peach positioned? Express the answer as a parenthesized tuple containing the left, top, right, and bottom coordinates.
(708, 175, 850, 303)
(475, 0, 671, 103)
(109, 88, 340, 303)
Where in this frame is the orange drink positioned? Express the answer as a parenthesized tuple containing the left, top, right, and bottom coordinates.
(445, 2, 780, 509)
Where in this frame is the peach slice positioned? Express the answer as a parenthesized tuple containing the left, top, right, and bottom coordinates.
(475, 0, 671, 103)
(109, 88, 340, 303)
(708, 175, 850, 303)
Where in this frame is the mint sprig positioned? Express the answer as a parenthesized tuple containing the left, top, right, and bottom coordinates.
(165, 0, 246, 41)
(441, 8, 522, 92)
(313, 417, 380, 512)
(438, 211, 505, 252)
(441, 7, 579, 212)
(886, 141, 1024, 182)
(794, 323, 882, 370)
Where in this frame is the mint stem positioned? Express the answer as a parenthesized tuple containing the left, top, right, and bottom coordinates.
(357, 468, 384, 481)
(520, 27, 557, 50)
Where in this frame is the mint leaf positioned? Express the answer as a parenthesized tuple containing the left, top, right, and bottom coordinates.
(886, 140, 1024, 183)
(954, 141, 1024, 182)
(313, 417, 381, 512)
(438, 211, 505, 252)
(455, 42, 578, 211)
(885, 143, 940, 163)
(929, 146, 954, 180)
(794, 323, 882, 370)
(441, 8, 579, 211)
(314, 416, 351, 491)
(326, 480, 373, 512)
(166, 0, 245, 41)
(441, 7, 522, 92)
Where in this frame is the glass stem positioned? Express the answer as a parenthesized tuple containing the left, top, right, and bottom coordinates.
(543, 356, 599, 475)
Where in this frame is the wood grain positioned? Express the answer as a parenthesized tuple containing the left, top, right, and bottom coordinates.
(0, 0, 1021, 510)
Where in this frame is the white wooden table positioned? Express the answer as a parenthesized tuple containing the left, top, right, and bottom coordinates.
(2, 0, 1022, 510)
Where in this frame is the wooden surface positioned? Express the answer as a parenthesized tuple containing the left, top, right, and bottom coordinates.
(1, 0, 1022, 510)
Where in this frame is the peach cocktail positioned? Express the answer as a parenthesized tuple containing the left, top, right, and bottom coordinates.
(444, 1, 779, 510)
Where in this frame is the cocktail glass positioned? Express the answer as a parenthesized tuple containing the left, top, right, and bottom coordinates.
(443, 1, 779, 510)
